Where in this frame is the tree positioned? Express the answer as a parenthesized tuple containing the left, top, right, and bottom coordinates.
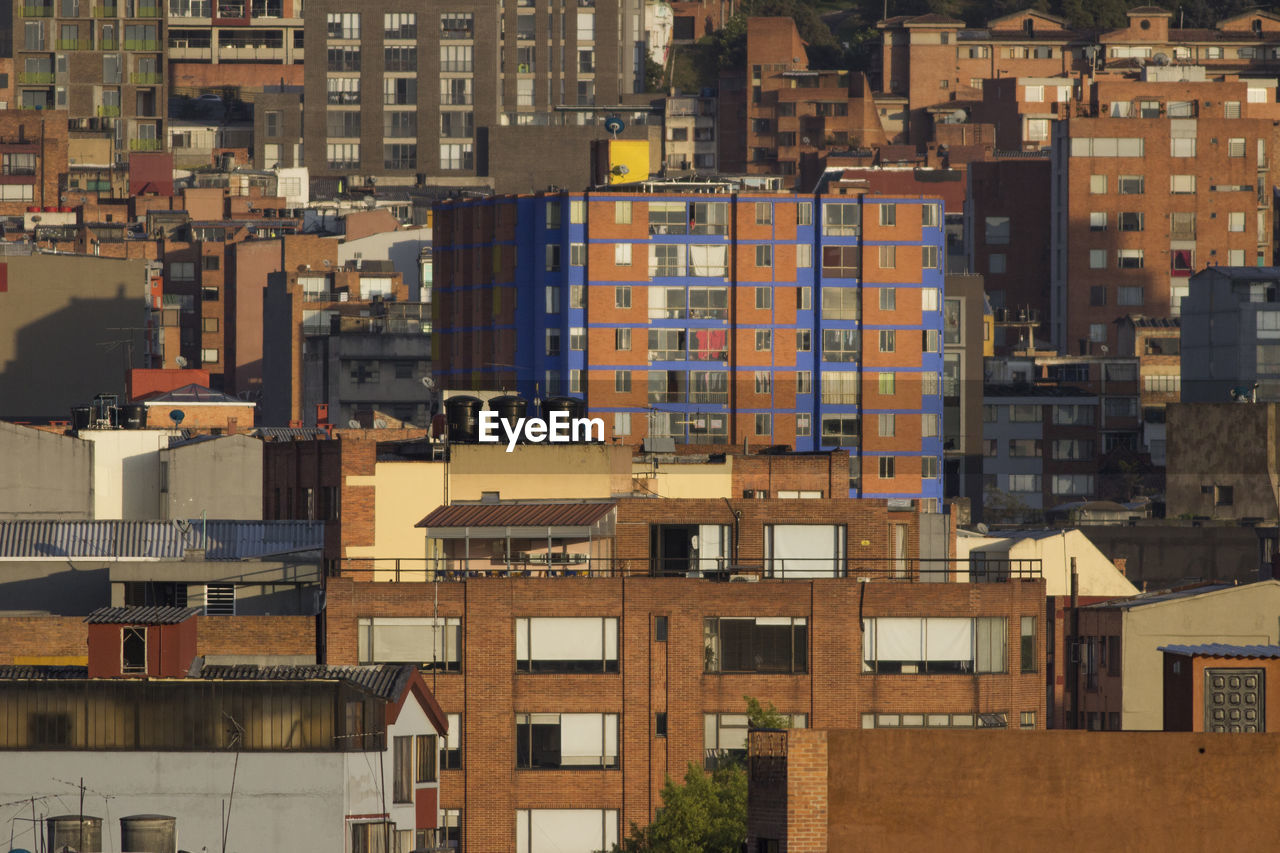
(607, 696, 790, 853)
(643, 56, 665, 93)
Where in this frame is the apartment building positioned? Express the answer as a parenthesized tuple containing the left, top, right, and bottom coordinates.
(662, 92, 716, 175)
(302, 0, 645, 183)
(1116, 314, 1180, 464)
(943, 273, 990, 512)
(165, 0, 303, 92)
(720, 17, 887, 183)
(878, 6, 1280, 146)
(1181, 266, 1280, 403)
(432, 185, 947, 504)
(323, 500, 1046, 852)
(0, 108, 68, 214)
(7, 0, 165, 161)
(1048, 71, 1280, 352)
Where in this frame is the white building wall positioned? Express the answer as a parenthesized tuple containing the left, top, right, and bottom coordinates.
(80, 430, 179, 520)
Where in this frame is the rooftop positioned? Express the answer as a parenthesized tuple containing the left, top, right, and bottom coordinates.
(0, 520, 324, 560)
(417, 501, 617, 530)
(1160, 643, 1280, 659)
(85, 605, 200, 625)
(138, 383, 247, 406)
(1084, 583, 1233, 609)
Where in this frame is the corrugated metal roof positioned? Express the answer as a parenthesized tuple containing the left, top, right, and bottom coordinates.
(1084, 584, 1233, 610)
(416, 501, 616, 529)
(0, 520, 324, 560)
(139, 384, 244, 405)
(198, 663, 413, 701)
(0, 665, 88, 680)
(249, 427, 331, 442)
(1160, 644, 1280, 659)
(85, 605, 200, 624)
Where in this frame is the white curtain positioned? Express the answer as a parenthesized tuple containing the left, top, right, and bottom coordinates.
(925, 618, 973, 662)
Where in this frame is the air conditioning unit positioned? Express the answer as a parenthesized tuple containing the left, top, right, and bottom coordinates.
(729, 573, 759, 583)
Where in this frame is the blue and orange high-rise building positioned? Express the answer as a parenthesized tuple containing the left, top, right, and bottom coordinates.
(433, 185, 945, 505)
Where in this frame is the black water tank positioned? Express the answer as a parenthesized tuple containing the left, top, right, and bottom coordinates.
(540, 396, 587, 433)
(444, 395, 484, 443)
(489, 395, 528, 424)
(71, 405, 92, 430)
(121, 403, 147, 429)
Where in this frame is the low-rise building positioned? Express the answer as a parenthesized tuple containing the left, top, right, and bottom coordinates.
(1165, 402, 1280, 521)
(1161, 643, 1280, 732)
(1182, 266, 1280, 403)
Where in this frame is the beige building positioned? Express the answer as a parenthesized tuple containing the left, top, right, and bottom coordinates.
(1166, 402, 1280, 521)
(1074, 580, 1280, 731)
(957, 528, 1138, 597)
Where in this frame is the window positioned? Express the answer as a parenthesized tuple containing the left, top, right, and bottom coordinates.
(821, 245, 859, 278)
(1051, 439, 1094, 461)
(516, 618, 618, 673)
(878, 456, 895, 479)
(878, 330, 895, 353)
(1229, 137, 1246, 158)
(689, 244, 727, 277)
(797, 287, 811, 311)
(921, 203, 940, 228)
(1052, 474, 1094, 496)
(615, 201, 631, 224)
(545, 286, 561, 314)
(1008, 474, 1041, 493)
(1053, 404, 1095, 426)
(654, 615, 668, 642)
(755, 202, 773, 225)
(1229, 212, 1246, 232)
(1170, 174, 1195, 194)
(169, 261, 194, 281)
(614, 329, 631, 352)
(922, 245, 940, 270)
(613, 371, 631, 393)
(1115, 175, 1143, 195)
(1118, 212, 1143, 232)
(545, 245, 561, 273)
(358, 617, 461, 671)
(648, 244, 684, 277)
(351, 822, 394, 853)
(614, 243, 631, 266)
(1090, 175, 1106, 194)
(1010, 405, 1042, 423)
(822, 203, 860, 236)
(753, 371, 771, 394)
(516, 714, 619, 768)
(796, 414, 811, 437)
(1009, 439, 1042, 458)
(570, 243, 586, 267)
(1171, 212, 1196, 240)
(879, 289, 896, 311)
(796, 203, 812, 226)
(440, 12, 473, 39)
(384, 12, 416, 39)
(755, 245, 772, 268)
(797, 330, 811, 352)
(569, 327, 585, 351)
(326, 12, 360, 39)
(703, 617, 807, 673)
(648, 201, 687, 235)
(690, 202, 727, 235)
(1117, 249, 1144, 269)
(392, 736, 413, 802)
(821, 416, 859, 446)
(655, 712, 667, 737)
(613, 412, 631, 436)
(545, 329, 561, 356)
(754, 413, 772, 436)
(878, 245, 896, 268)
(984, 216, 1010, 245)
(1020, 617, 1036, 673)
(755, 330, 771, 352)
(879, 203, 896, 226)
(824, 329, 860, 362)
(614, 286, 631, 309)
(878, 373, 895, 395)
(121, 627, 147, 674)
(877, 413, 895, 437)
(1171, 137, 1196, 157)
(862, 617, 1007, 673)
(797, 371, 812, 394)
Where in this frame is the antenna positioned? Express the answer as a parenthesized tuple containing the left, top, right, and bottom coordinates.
(169, 409, 185, 424)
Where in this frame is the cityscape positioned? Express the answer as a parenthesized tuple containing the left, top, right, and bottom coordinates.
(2, 0, 1280, 850)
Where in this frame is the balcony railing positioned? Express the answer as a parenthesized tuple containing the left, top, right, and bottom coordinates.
(22, 4, 53, 16)
(57, 38, 93, 50)
(97, 104, 121, 116)
(18, 73, 54, 85)
(131, 72, 162, 85)
(124, 38, 160, 50)
(129, 138, 162, 151)
(100, 38, 118, 49)
(93, 4, 119, 15)
(331, 556, 1043, 583)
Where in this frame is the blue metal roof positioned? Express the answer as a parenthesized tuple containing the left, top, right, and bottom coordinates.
(0, 520, 324, 560)
(1159, 644, 1280, 659)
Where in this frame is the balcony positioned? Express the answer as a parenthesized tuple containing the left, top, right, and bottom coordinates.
(124, 38, 160, 51)
(97, 105, 121, 116)
(22, 3, 53, 16)
(18, 73, 55, 85)
(101, 38, 118, 49)
(57, 38, 93, 50)
(131, 72, 162, 85)
(93, 3, 118, 15)
(133, 2, 162, 15)
(129, 138, 162, 151)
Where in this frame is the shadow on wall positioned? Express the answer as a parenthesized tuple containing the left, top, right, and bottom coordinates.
(0, 287, 144, 419)
(0, 565, 111, 616)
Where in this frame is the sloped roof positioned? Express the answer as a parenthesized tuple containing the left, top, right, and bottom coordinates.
(198, 663, 414, 701)
(85, 605, 200, 624)
(0, 520, 324, 559)
(1084, 583, 1234, 609)
(416, 501, 616, 529)
(1160, 643, 1280, 659)
(139, 383, 248, 406)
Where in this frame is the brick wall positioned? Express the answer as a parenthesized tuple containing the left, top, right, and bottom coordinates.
(197, 614, 316, 657)
(325, 573, 1046, 849)
(0, 616, 87, 664)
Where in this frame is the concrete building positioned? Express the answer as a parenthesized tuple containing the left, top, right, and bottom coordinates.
(0, 108, 69, 215)
(138, 383, 257, 430)
(943, 273, 990, 511)
(746, 728, 1280, 852)
(0, 519, 323, 617)
(1048, 73, 1280, 352)
(8, 0, 165, 161)
(1165, 402, 1280, 520)
(1072, 580, 1280, 730)
(720, 18, 887, 184)
(1115, 314, 1180, 464)
(0, 609, 446, 853)
(662, 92, 717, 176)
(1161, 643, 1280, 732)
(165, 0, 304, 92)
(159, 433, 263, 519)
(0, 421, 92, 520)
(302, 0, 646, 185)
(1181, 266, 1280, 403)
(433, 185, 947, 504)
(0, 253, 150, 419)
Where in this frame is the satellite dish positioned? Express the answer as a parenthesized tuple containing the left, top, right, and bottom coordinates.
(348, 419, 362, 428)
(975, 523, 989, 535)
(801, 136, 811, 145)
(421, 376, 436, 390)
(296, 264, 308, 272)
(611, 164, 630, 177)
(169, 409, 185, 424)
(175, 355, 188, 368)
(1099, 344, 1109, 354)
(604, 116, 625, 136)
(374, 418, 388, 429)
(1153, 52, 1170, 66)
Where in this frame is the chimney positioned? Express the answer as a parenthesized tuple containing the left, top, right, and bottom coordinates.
(1113, 557, 1127, 577)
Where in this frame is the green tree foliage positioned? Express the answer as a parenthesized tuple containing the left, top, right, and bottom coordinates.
(606, 696, 791, 853)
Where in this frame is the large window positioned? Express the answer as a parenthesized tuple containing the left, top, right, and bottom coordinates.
(415, 733, 438, 782)
(822, 329, 860, 362)
(703, 617, 808, 674)
(822, 202, 860, 236)
(648, 244, 684, 277)
(821, 245, 860, 278)
(821, 287, 859, 320)
(821, 416, 859, 446)
(515, 713, 618, 768)
(393, 736, 413, 803)
(516, 810, 617, 853)
(862, 617, 1007, 674)
(691, 202, 728, 235)
(648, 201, 687, 235)
(326, 12, 360, 39)
(357, 617, 461, 671)
(516, 617, 618, 673)
(764, 525, 845, 578)
(820, 371, 858, 405)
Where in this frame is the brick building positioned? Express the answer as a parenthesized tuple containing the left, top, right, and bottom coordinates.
(0, 108, 68, 215)
(432, 184, 947, 505)
(1161, 643, 1280, 732)
(325, 558, 1046, 851)
(877, 6, 1280, 148)
(1048, 71, 1280, 353)
(720, 17, 887, 184)
(165, 0, 304, 95)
